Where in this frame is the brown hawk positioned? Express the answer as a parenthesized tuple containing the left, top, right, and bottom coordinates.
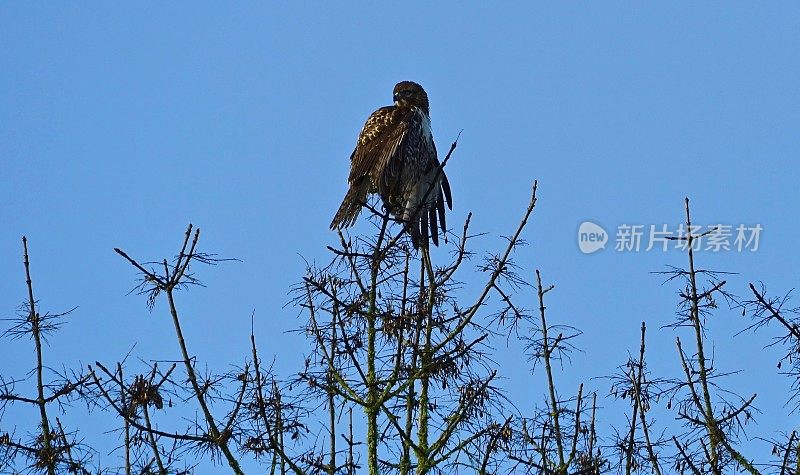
(330, 81, 452, 249)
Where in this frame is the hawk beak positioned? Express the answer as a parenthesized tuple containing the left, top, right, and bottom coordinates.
(393, 93, 400, 103)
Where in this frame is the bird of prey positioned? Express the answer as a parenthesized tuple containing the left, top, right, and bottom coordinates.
(330, 81, 452, 249)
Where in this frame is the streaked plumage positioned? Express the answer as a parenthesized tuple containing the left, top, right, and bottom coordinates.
(330, 81, 452, 249)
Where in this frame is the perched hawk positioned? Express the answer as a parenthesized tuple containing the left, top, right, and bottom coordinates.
(330, 81, 452, 249)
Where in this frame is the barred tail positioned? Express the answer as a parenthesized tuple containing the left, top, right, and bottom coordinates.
(330, 180, 370, 230)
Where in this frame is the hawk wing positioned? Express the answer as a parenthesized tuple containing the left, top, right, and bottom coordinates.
(330, 106, 414, 230)
(348, 106, 415, 185)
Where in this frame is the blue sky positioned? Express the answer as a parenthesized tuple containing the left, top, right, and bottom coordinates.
(2, 2, 799, 471)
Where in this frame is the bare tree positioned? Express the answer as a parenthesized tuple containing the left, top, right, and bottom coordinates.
(606, 322, 670, 475)
(295, 169, 540, 474)
(741, 278, 800, 473)
(657, 199, 759, 475)
(3, 191, 799, 475)
(0, 238, 95, 474)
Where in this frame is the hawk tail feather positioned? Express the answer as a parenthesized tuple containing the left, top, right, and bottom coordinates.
(330, 181, 370, 230)
(429, 205, 439, 247)
(422, 211, 430, 249)
(436, 192, 447, 244)
(441, 173, 453, 210)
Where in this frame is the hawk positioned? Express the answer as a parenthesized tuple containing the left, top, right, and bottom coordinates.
(330, 81, 452, 249)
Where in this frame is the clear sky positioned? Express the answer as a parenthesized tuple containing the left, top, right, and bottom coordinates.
(2, 2, 799, 471)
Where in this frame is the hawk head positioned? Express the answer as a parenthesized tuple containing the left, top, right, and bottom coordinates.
(393, 81, 430, 114)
